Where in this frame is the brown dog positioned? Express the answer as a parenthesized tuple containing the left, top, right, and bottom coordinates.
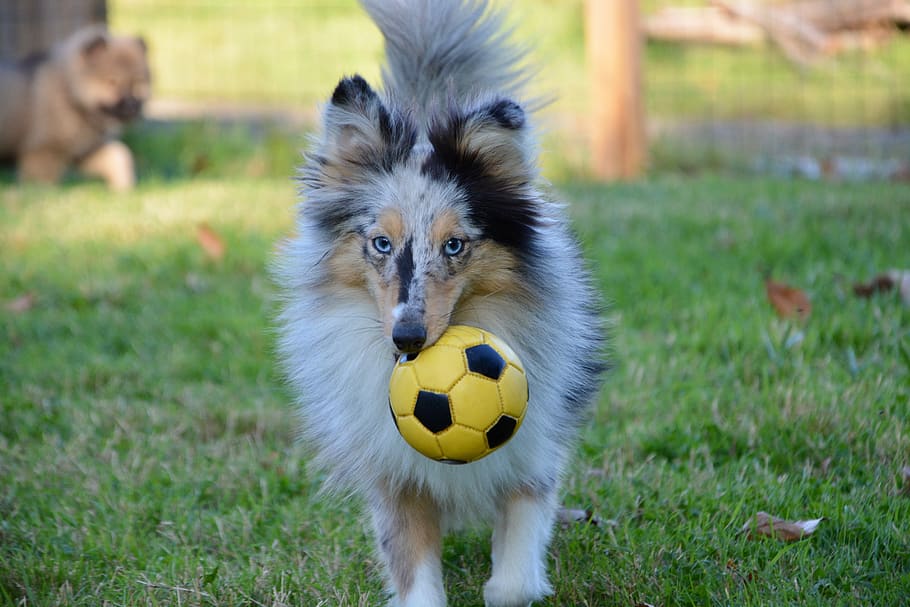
(0, 25, 150, 190)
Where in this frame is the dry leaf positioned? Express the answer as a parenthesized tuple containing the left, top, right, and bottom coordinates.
(740, 511, 823, 542)
(765, 279, 811, 320)
(854, 270, 910, 306)
(196, 223, 226, 261)
(5, 293, 36, 313)
(853, 273, 894, 297)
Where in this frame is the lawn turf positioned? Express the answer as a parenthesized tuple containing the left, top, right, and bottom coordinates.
(2, 176, 909, 605)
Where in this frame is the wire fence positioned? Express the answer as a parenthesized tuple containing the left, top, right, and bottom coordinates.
(5, 0, 906, 176)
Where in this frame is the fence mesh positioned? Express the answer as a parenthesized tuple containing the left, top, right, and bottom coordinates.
(13, 0, 902, 176)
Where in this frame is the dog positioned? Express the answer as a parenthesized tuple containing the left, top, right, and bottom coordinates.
(274, 1, 606, 605)
(0, 25, 150, 190)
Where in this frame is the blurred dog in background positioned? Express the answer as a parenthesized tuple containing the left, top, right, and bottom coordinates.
(0, 25, 150, 191)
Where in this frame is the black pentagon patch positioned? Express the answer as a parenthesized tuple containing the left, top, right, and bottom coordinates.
(465, 344, 506, 380)
(485, 415, 517, 449)
(414, 390, 452, 433)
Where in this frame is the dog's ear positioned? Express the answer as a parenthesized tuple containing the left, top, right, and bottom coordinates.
(312, 75, 415, 186)
(81, 32, 108, 57)
(425, 98, 535, 186)
(422, 98, 541, 256)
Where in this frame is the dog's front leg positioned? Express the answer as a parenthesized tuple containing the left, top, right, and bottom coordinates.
(78, 140, 136, 191)
(484, 488, 558, 607)
(371, 483, 445, 607)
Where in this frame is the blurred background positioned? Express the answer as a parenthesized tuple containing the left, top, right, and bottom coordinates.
(2, 0, 908, 182)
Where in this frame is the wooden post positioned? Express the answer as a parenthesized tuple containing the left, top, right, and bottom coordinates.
(584, 0, 646, 180)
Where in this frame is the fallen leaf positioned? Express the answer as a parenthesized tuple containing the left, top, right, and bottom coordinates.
(853, 270, 910, 306)
(853, 273, 894, 297)
(765, 279, 811, 320)
(740, 511, 823, 542)
(196, 223, 225, 261)
(5, 293, 36, 313)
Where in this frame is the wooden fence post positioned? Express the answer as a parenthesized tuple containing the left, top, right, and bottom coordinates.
(584, 0, 646, 180)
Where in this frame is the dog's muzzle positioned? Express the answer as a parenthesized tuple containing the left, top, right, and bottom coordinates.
(392, 322, 426, 353)
(103, 96, 144, 122)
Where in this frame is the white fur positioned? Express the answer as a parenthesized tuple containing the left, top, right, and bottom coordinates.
(392, 302, 406, 321)
(397, 558, 446, 607)
(359, 0, 531, 123)
(484, 493, 557, 607)
(277, 230, 586, 519)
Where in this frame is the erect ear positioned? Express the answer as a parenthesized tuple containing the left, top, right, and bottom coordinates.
(81, 32, 108, 57)
(425, 98, 535, 186)
(422, 98, 542, 257)
(313, 75, 415, 185)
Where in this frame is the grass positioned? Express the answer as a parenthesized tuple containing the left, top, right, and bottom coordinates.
(2, 170, 909, 605)
(109, 0, 910, 127)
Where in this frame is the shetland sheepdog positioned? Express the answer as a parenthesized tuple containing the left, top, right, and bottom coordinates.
(274, 1, 606, 605)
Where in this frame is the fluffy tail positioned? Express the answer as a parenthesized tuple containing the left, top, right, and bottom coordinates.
(359, 0, 530, 116)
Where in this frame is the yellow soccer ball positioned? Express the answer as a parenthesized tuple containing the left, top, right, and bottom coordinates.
(388, 325, 529, 464)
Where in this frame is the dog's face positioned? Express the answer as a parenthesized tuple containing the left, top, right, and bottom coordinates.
(302, 76, 543, 354)
(66, 29, 151, 125)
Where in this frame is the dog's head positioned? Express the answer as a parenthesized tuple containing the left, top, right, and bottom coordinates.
(301, 75, 544, 355)
(62, 26, 151, 126)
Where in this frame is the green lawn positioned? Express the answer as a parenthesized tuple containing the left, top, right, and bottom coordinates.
(2, 174, 909, 605)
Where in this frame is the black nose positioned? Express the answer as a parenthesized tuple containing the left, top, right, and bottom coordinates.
(113, 96, 143, 121)
(392, 322, 427, 353)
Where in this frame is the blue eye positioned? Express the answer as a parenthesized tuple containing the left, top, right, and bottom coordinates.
(372, 236, 392, 254)
(443, 238, 465, 256)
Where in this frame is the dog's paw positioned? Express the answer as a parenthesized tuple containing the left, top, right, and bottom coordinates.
(483, 575, 552, 607)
